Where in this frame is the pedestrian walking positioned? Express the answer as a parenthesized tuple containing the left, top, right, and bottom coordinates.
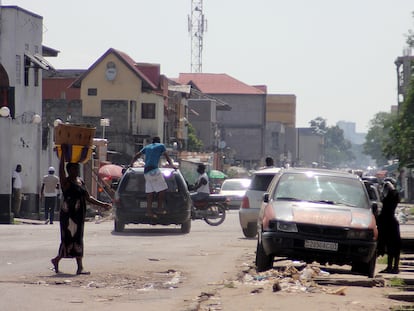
(41, 166, 60, 224)
(12, 164, 23, 218)
(130, 136, 176, 218)
(51, 144, 112, 275)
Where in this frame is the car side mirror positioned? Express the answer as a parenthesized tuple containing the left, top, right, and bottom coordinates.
(263, 193, 269, 203)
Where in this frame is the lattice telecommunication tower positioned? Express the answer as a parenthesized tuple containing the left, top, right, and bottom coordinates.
(188, 0, 207, 73)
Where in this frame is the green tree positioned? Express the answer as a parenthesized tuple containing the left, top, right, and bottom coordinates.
(309, 117, 354, 168)
(363, 112, 394, 167)
(386, 78, 414, 167)
(405, 11, 414, 48)
(186, 123, 203, 151)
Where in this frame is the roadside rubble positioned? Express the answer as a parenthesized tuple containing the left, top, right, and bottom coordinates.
(189, 260, 387, 311)
(237, 262, 382, 295)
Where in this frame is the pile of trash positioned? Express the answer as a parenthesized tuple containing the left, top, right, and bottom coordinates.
(239, 263, 336, 294)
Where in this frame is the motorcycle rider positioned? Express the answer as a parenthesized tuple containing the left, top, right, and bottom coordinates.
(190, 164, 210, 202)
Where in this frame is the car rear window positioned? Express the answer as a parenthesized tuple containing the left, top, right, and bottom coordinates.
(120, 171, 179, 193)
(249, 174, 275, 191)
(221, 179, 251, 191)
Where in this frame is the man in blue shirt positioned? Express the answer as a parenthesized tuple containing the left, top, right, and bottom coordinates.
(130, 136, 175, 218)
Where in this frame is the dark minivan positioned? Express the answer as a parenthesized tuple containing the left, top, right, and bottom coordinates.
(113, 167, 192, 233)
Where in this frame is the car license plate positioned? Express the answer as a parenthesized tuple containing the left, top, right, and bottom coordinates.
(304, 240, 338, 251)
(139, 201, 157, 208)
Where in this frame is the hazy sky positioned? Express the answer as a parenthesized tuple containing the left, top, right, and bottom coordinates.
(3, 0, 413, 132)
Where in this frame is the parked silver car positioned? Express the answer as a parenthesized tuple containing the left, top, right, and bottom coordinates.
(238, 167, 281, 238)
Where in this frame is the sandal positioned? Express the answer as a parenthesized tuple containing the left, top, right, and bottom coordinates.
(76, 270, 91, 275)
(51, 258, 59, 274)
(379, 267, 393, 273)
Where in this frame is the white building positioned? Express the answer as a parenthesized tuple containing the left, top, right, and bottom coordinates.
(0, 6, 56, 222)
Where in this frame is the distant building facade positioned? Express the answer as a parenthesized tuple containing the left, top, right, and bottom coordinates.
(336, 121, 365, 145)
(176, 73, 267, 169)
(265, 94, 296, 167)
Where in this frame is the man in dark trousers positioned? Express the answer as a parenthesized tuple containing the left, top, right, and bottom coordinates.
(12, 164, 23, 218)
(377, 178, 401, 274)
(41, 166, 60, 224)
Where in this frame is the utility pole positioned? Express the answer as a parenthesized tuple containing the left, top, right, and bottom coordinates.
(188, 0, 207, 73)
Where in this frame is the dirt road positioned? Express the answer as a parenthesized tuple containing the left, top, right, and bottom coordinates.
(0, 211, 413, 310)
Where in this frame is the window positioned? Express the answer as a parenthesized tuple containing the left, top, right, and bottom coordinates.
(130, 100, 136, 133)
(271, 132, 279, 150)
(34, 68, 39, 87)
(24, 56, 30, 86)
(15, 55, 21, 85)
(142, 103, 155, 119)
(88, 88, 97, 96)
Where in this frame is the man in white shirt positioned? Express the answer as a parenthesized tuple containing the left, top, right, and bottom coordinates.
(12, 164, 23, 218)
(41, 167, 60, 224)
(190, 164, 210, 202)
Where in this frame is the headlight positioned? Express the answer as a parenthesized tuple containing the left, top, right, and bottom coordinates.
(347, 229, 372, 240)
(277, 221, 298, 232)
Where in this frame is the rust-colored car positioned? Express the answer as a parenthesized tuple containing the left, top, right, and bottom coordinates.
(256, 168, 378, 277)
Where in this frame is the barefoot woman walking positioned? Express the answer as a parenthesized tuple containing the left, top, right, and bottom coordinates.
(51, 144, 111, 275)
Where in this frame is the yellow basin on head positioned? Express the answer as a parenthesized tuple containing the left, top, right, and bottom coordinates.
(55, 144, 94, 163)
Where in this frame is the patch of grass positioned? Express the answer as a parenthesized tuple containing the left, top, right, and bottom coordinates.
(377, 255, 387, 265)
(388, 277, 406, 287)
(224, 281, 236, 289)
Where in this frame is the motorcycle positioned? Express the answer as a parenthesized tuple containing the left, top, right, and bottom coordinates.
(191, 194, 229, 226)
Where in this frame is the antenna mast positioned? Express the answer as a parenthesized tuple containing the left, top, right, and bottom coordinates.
(188, 0, 207, 73)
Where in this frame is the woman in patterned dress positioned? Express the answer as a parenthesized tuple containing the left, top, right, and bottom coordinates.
(51, 144, 112, 275)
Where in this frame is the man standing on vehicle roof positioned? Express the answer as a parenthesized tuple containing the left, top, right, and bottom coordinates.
(130, 136, 176, 218)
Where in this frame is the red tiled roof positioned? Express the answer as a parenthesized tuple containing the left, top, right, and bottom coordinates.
(43, 77, 80, 101)
(176, 73, 265, 95)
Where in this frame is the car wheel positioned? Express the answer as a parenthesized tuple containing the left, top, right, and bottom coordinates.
(114, 219, 125, 232)
(180, 219, 191, 234)
(366, 254, 377, 278)
(255, 239, 273, 272)
(242, 222, 257, 238)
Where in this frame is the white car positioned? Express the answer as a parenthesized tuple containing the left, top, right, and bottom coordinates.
(238, 167, 281, 238)
(219, 178, 251, 209)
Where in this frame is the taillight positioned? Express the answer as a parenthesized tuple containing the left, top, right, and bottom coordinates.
(241, 196, 250, 209)
(114, 193, 120, 208)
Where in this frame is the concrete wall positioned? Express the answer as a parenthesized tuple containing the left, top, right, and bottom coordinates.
(297, 128, 324, 167)
(214, 93, 266, 167)
(266, 94, 296, 128)
(188, 99, 217, 150)
(0, 6, 44, 222)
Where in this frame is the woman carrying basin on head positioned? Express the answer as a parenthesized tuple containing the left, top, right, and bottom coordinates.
(51, 144, 112, 275)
